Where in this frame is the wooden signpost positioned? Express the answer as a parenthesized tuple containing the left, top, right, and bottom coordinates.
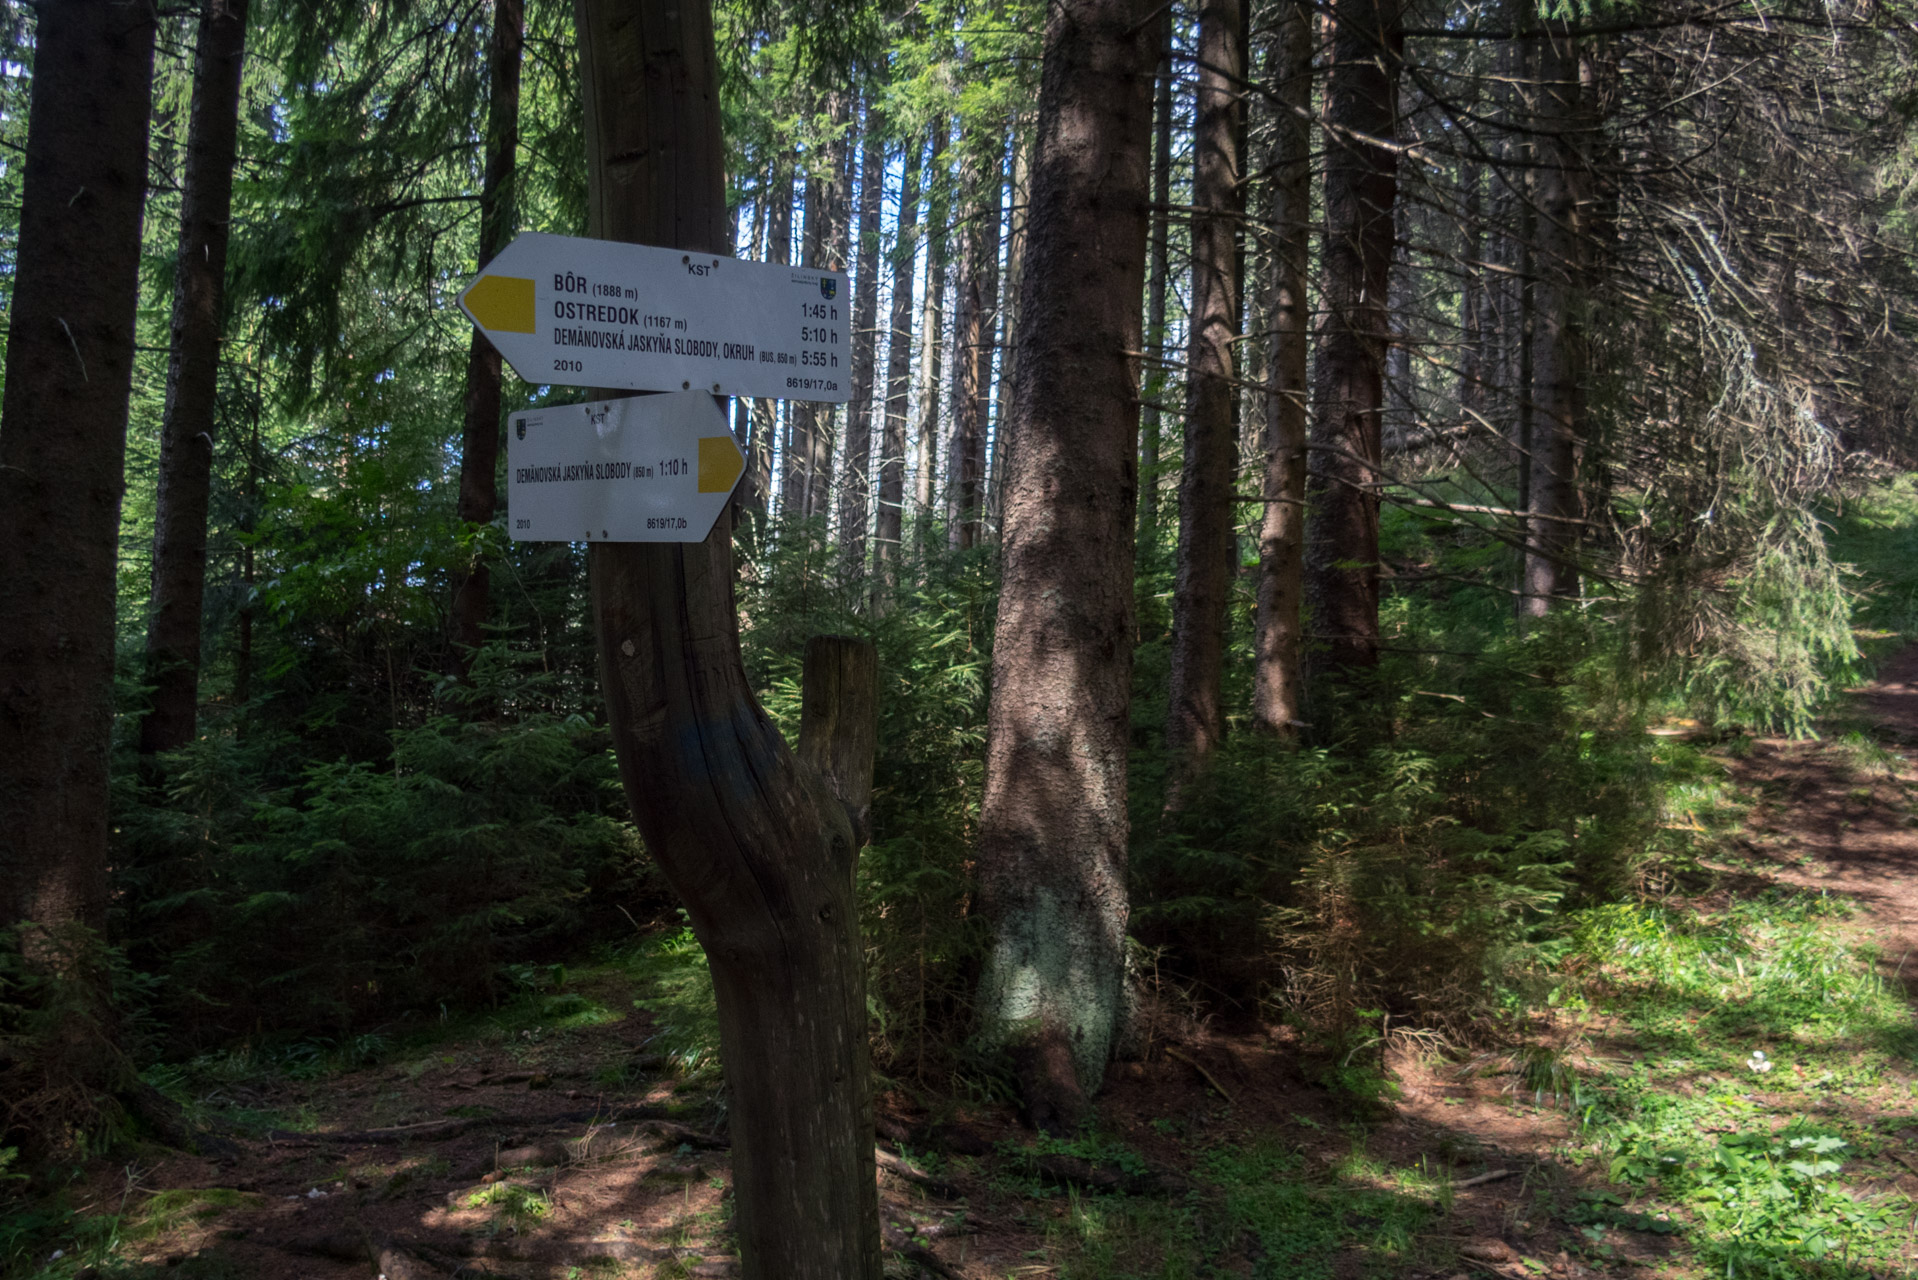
(457, 7, 884, 1270)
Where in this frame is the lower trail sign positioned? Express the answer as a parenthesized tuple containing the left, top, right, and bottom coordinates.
(507, 391, 745, 543)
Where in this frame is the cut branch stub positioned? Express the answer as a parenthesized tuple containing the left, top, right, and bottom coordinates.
(797, 635, 879, 851)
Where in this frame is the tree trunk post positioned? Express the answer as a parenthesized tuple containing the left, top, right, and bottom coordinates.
(571, 1, 882, 1275)
(1252, 0, 1312, 738)
(139, 0, 250, 754)
(1303, 0, 1404, 685)
(1166, 0, 1246, 770)
(975, 0, 1158, 1134)
(913, 122, 948, 520)
(798, 635, 880, 849)
(839, 100, 883, 571)
(989, 122, 1031, 535)
(1520, 21, 1584, 617)
(450, 0, 526, 674)
(1137, 11, 1173, 554)
(0, 0, 157, 941)
(874, 137, 920, 608)
(950, 133, 1003, 550)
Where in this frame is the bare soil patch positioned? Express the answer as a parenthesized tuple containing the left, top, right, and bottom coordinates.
(41, 656, 1918, 1279)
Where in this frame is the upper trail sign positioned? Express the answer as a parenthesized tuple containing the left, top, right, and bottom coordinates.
(460, 232, 850, 403)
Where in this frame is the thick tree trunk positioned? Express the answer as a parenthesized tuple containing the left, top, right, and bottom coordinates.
(838, 101, 883, 569)
(874, 139, 920, 602)
(1519, 23, 1583, 617)
(1251, 0, 1312, 738)
(571, 1, 881, 1275)
(913, 123, 948, 518)
(1165, 0, 1246, 766)
(1137, 13, 1173, 553)
(949, 136, 1002, 550)
(0, 0, 157, 938)
(976, 0, 1157, 1133)
(1303, 0, 1403, 682)
(449, 0, 525, 672)
(139, 0, 250, 754)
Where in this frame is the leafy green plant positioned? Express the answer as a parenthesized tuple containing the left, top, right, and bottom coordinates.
(630, 926, 721, 1079)
(112, 697, 647, 1053)
(464, 1181, 553, 1226)
(1609, 1127, 1897, 1276)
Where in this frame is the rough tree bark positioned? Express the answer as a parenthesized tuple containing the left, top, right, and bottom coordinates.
(914, 122, 948, 517)
(1137, 10, 1173, 552)
(571, 0, 881, 1274)
(449, 0, 525, 672)
(975, 0, 1157, 1134)
(797, 636, 879, 847)
(1165, 0, 1246, 768)
(0, 0, 157, 938)
(138, 0, 250, 754)
(838, 100, 883, 568)
(1519, 22, 1584, 617)
(1303, 0, 1403, 682)
(949, 134, 1002, 550)
(1252, 0, 1312, 737)
(874, 138, 920, 603)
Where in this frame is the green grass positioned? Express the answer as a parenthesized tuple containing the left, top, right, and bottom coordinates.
(0, 1185, 261, 1280)
(1039, 1140, 1442, 1279)
(1036, 881, 1916, 1280)
(462, 1180, 553, 1225)
(1827, 476, 1918, 645)
(1544, 892, 1918, 1277)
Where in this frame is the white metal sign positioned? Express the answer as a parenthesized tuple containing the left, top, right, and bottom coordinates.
(508, 392, 746, 543)
(461, 232, 850, 403)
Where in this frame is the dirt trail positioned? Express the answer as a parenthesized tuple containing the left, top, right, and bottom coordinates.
(1732, 643, 1918, 992)
(44, 656, 1918, 1280)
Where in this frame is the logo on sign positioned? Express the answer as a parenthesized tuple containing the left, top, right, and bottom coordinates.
(820, 278, 837, 300)
(516, 418, 527, 441)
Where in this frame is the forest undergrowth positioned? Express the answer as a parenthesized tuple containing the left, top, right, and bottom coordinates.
(6, 482, 1918, 1277)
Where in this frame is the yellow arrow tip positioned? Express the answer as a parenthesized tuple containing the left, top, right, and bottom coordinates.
(697, 435, 745, 494)
(464, 274, 536, 334)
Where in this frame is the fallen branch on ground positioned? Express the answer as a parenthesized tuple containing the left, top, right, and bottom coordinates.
(266, 1102, 688, 1146)
(1166, 1046, 1237, 1104)
(881, 1215, 967, 1280)
(875, 1146, 963, 1199)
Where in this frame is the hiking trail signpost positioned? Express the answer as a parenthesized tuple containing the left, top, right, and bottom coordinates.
(506, 392, 748, 543)
(461, 233, 847, 544)
(462, 231, 851, 403)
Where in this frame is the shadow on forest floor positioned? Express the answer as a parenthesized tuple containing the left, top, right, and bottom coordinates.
(10, 672, 1918, 1279)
